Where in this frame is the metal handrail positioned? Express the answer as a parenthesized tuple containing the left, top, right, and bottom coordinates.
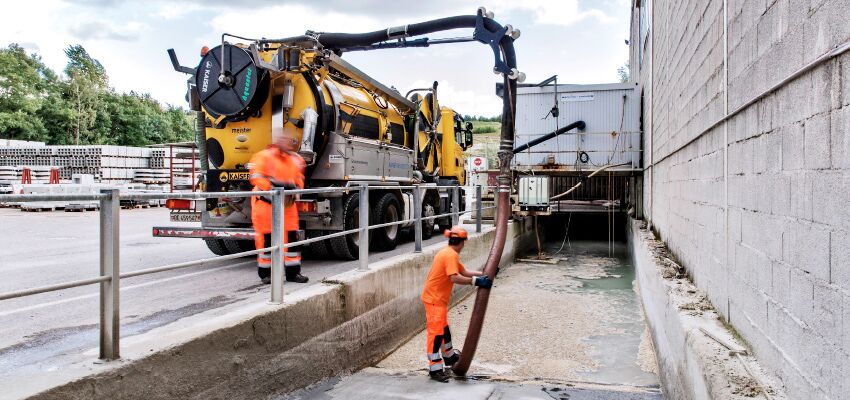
(0, 183, 491, 361)
(120, 247, 275, 279)
(0, 275, 112, 301)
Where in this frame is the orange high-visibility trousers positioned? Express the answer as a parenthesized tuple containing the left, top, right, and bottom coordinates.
(254, 229, 302, 280)
(423, 302, 458, 371)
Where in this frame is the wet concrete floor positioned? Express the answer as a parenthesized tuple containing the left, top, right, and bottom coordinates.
(278, 240, 663, 399)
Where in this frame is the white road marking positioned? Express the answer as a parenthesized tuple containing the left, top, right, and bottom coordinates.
(0, 261, 254, 318)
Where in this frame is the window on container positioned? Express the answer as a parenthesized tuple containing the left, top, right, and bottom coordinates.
(637, 0, 650, 66)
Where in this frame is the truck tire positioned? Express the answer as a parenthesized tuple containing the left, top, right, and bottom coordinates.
(237, 239, 256, 252)
(329, 193, 361, 260)
(308, 230, 335, 260)
(422, 198, 436, 239)
(372, 193, 401, 251)
(223, 239, 243, 255)
(204, 239, 229, 256)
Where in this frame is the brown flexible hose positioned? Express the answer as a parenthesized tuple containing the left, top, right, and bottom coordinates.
(452, 74, 516, 375)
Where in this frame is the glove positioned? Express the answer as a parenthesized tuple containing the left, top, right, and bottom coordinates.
(472, 276, 492, 289)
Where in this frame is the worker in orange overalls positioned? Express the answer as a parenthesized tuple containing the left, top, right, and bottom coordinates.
(249, 131, 309, 284)
(420, 226, 492, 382)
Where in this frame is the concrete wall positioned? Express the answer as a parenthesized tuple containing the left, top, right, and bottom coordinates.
(31, 220, 533, 400)
(630, 218, 786, 400)
(631, 0, 850, 398)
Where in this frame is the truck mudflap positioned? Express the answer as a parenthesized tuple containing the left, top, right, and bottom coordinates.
(152, 226, 255, 239)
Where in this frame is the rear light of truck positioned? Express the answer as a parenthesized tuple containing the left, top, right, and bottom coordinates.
(166, 199, 193, 210)
(296, 200, 316, 213)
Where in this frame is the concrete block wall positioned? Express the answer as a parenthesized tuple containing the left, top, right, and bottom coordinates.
(631, 0, 850, 398)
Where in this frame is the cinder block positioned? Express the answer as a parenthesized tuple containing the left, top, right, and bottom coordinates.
(782, 122, 805, 170)
(831, 230, 850, 291)
(812, 171, 849, 227)
(830, 106, 849, 169)
(783, 221, 831, 281)
(788, 171, 813, 220)
(788, 267, 815, 327)
(804, 112, 831, 169)
(804, 0, 850, 61)
(841, 53, 850, 107)
(813, 283, 842, 343)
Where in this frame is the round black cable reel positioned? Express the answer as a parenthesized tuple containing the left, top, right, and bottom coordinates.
(194, 44, 270, 122)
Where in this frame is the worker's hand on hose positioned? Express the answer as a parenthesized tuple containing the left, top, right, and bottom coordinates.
(472, 276, 492, 289)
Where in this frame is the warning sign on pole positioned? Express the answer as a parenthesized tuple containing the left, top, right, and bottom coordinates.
(469, 156, 488, 171)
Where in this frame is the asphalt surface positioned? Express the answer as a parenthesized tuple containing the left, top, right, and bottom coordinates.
(0, 207, 444, 388)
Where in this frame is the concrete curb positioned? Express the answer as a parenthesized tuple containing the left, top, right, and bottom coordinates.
(30, 219, 534, 400)
(629, 218, 787, 400)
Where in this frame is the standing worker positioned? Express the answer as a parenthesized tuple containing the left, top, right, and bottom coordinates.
(249, 131, 309, 284)
(420, 226, 492, 382)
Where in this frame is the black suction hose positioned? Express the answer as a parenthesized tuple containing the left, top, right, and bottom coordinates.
(512, 120, 586, 154)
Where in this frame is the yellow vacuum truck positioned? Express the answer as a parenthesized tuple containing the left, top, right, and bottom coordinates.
(158, 40, 473, 259)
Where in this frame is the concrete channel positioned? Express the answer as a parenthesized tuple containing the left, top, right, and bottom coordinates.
(19, 214, 786, 399)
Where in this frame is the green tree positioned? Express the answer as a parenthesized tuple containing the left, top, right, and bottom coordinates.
(0, 44, 50, 140)
(0, 43, 195, 146)
(65, 45, 108, 144)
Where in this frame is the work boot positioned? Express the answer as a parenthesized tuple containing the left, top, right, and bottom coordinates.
(261, 277, 271, 285)
(443, 350, 461, 366)
(429, 369, 450, 383)
(287, 274, 309, 283)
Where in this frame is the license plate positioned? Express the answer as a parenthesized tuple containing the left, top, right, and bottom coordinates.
(170, 212, 202, 222)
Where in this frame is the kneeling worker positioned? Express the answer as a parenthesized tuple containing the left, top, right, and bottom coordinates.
(421, 226, 492, 382)
(249, 131, 309, 284)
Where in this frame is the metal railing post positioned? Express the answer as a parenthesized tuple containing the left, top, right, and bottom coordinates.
(476, 185, 482, 233)
(358, 184, 369, 270)
(99, 189, 120, 360)
(270, 188, 284, 304)
(413, 185, 423, 252)
(451, 186, 460, 226)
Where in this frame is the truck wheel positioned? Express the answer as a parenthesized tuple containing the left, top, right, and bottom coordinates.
(422, 198, 436, 239)
(329, 193, 361, 260)
(308, 230, 335, 259)
(223, 239, 243, 255)
(237, 239, 256, 252)
(204, 239, 230, 256)
(372, 193, 400, 251)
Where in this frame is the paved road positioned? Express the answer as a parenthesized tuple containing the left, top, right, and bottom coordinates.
(0, 207, 444, 386)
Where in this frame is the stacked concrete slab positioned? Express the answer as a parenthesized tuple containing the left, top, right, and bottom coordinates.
(0, 144, 194, 186)
(630, 1, 850, 398)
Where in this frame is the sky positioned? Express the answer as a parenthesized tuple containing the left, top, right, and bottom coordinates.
(1, 0, 631, 117)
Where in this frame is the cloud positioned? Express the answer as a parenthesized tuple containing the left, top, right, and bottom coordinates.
(492, 0, 616, 26)
(155, 3, 202, 20)
(208, 4, 389, 39)
(68, 20, 146, 41)
(406, 79, 501, 118)
(64, 0, 121, 6)
(191, 0, 467, 19)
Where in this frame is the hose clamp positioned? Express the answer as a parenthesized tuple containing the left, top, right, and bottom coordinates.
(387, 25, 409, 40)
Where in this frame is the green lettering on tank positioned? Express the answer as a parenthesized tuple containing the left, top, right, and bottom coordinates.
(242, 68, 252, 102)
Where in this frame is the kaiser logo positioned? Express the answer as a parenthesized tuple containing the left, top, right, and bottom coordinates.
(201, 61, 212, 93)
(218, 171, 228, 183)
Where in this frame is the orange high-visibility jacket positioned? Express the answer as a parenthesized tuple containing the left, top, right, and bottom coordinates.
(249, 146, 305, 234)
(421, 247, 466, 306)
